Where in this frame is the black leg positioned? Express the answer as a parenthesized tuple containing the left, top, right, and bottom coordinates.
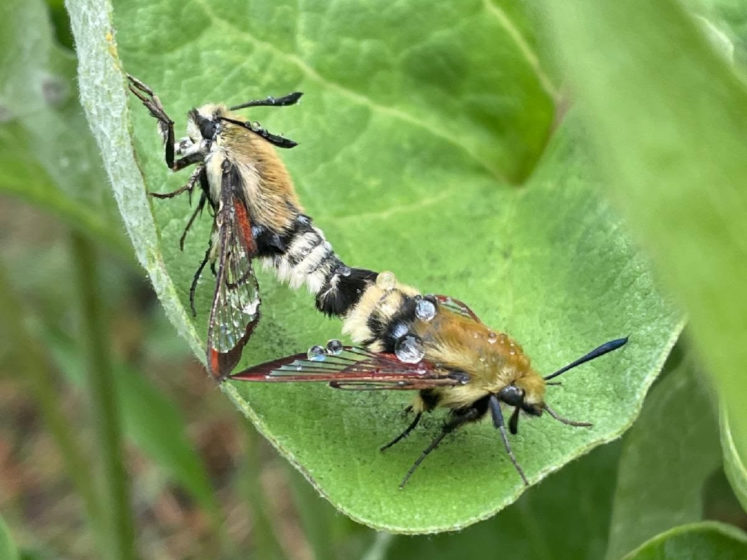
(150, 165, 203, 200)
(489, 395, 529, 485)
(189, 240, 212, 317)
(230, 91, 303, 110)
(179, 191, 208, 251)
(508, 406, 521, 435)
(381, 411, 422, 452)
(127, 75, 175, 169)
(399, 406, 482, 489)
(543, 404, 592, 428)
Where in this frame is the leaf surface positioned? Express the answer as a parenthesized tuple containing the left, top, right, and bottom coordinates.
(541, 0, 747, 509)
(606, 359, 721, 559)
(623, 522, 747, 560)
(72, 0, 680, 531)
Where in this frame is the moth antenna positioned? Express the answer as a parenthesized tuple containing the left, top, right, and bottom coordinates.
(543, 404, 592, 428)
(544, 337, 628, 381)
(230, 91, 303, 110)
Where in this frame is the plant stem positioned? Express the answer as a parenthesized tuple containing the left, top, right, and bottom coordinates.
(0, 259, 106, 546)
(70, 232, 136, 560)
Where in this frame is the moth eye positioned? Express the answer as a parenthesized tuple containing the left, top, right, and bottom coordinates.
(498, 385, 524, 406)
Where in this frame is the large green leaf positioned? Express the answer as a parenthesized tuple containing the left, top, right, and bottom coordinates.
(540, 0, 747, 508)
(623, 522, 747, 560)
(387, 442, 622, 560)
(606, 358, 721, 559)
(70, 0, 680, 531)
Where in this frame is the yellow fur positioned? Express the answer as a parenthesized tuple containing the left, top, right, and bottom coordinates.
(412, 308, 546, 411)
(213, 105, 302, 233)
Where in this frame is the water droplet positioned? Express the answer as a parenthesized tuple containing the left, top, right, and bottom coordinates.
(307, 345, 326, 361)
(325, 339, 343, 355)
(336, 265, 351, 277)
(390, 322, 408, 340)
(498, 333, 508, 345)
(415, 297, 437, 322)
(487, 332, 498, 344)
(376, 271, 396, 291)
(395, 334, 425, 364)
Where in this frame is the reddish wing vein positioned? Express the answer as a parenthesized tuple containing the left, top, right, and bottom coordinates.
(433, 294, 483, 323)
(230, 347, 468, 391)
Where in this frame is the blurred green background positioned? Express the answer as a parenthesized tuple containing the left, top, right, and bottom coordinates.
(1, 0, 746, 559)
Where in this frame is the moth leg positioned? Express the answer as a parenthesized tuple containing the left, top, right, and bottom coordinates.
(189, 239, 212, 317)
(380, 410, 422, 452)
(489, 395, 529, 486)
(150, 164, 203, 200)
(179, 190, 208, 251)
(127, 75, 175, 169)
(399, 406, 482, 489)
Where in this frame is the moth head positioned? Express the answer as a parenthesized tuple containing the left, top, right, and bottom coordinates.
(187, 104, 223, 142)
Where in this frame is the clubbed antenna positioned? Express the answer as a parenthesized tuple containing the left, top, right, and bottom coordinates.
(230, 91, 303, 110)
(544, 337, 628, 381)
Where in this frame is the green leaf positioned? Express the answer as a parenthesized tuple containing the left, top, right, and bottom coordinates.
(720, 400, 747, 512)
(72, 0, 681, 531)
(606, 358, 722, 559)
(0, 515, 19, 560)
(387, 442, 622, 560)
(622, 522, 747, 560)
(0, 0, 130, 258)
(540, 0, 747, 502)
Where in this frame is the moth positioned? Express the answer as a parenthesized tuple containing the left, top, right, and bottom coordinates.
(231, 270, 628, 487)
(128, 75, 306, 379)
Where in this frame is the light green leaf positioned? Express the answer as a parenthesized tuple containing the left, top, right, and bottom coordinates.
(0, 515, 19, 560)
(606, 358, 721, 559)
(622, 521, 747, 560)
(0, 0, 130, 258)
(387, 442, 622, 560)
(721, 400, 747, 512)
(540, 0, 747, 506)
(72, 0, 680, 531)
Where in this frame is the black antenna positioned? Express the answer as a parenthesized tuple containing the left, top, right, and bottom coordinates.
(230, 91, 303, 111)
(544, 337, 628, 381)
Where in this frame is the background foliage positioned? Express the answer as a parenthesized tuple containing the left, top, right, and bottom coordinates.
(0, 0, 745, 558)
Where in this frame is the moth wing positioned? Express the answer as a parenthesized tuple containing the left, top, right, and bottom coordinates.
(433, 294, 483, 323)
(206, 168, 261, 379)
(230, 346, 468, 390)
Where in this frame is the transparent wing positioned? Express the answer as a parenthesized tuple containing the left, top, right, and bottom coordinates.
(206, 185, 261, 379)
(230, 346, 468, 390)
(433, 294, 483, 323)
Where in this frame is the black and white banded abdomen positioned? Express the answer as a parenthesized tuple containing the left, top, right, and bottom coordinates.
(255, 214, 377, 319)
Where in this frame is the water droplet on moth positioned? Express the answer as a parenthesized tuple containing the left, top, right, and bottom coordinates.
(325, 339, 343, 355)
(376, 271, 396, 291)
(395, 334, 425, 364)
(415, 297, 436, 322)
(307, 345, 326, 361)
